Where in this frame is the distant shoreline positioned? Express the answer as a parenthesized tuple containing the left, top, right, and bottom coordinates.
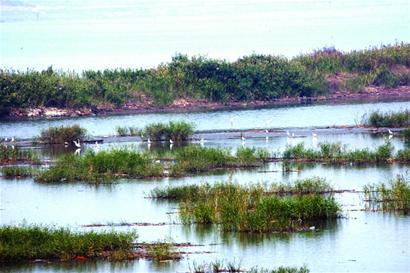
(4, 86, 410, 121)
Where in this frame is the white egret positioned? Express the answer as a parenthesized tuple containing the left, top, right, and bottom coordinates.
(388, 129, 393, 135)
(147, 138, 151, 144)
(73, 139, 81, 148)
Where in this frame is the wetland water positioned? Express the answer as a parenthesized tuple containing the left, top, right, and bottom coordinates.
(1, 100, 409, 273)
(0, 100, 409, 139)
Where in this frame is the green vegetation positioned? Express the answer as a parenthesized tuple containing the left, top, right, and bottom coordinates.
(146, 240, 181, 261)
(143, 121, 194, 142)
(162, 180, 341, 233)
(396, 147, 410, 162)
(362, 110, 409, 127)
(35, 148, 163, 183)
(363, 175, 410, 213)
(38, 124, 87, 144)
(151, 178, 332, 201)
(401, 127, 410, 142)
(282, 142, 401, 163)
(249, 266, 309, 273)
(116, 126, 140, 137)
(171, 146, 268, 175)
(0, 225, 136, 264)
(1, 44, 409, 116)
(0, 145, 40, 164)
(190, 261, 309, 273)
(1, 166, 35, 178)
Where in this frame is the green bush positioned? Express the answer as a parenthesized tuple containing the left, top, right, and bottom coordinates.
(39, 125, 87, 144)
(0, 225, 136, 263)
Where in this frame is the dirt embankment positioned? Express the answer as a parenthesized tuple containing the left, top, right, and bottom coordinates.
(7, 86, 410, 120)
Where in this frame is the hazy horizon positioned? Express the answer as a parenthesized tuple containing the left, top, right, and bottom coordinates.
(1, 0, 409, 71)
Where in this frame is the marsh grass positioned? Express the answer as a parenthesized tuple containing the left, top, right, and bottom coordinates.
(151, 178, 332, 201)
(116, 126, 140, 136)
(35, 148, 163, 183)
(282, 142, 398, 163)
(1, 166, 36, 178)
(0, 225, 136, 264)
(249, 266, 310, 273)
(171, 146, 268, 175)
(143, 121, 194, 142)
(39, 125, 87, 144)
(146, 240, 181, 261)
(363, 175, 410, 213)
(401, 127, 410, 142)
(161, 179, 340, 233)
(0, 145, 40, 164)
(362, 110, 409, 128)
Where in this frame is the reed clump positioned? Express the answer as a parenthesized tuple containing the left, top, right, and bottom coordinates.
(401, 127, 410, 142)
(361, 110, 410, 128)
(143, 121, 194, 142)
(363, 175, 410, 213)
(1, 166, 36, 178)
(0, 225, 137, 264)
(35, 148, 163, 183)
(39, 124, 87, 144)
(0, 145, 40, 164)
(116, 126, 140, 136)
(151, 178, 332, 201)
(157, 179, 340, 233)
(146, 240, 181, 261)
(171, 146, 268, 175)
(190, 261, 309, 273)
(282, 142, 397, 163)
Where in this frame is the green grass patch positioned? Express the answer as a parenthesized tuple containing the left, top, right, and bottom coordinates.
(35, 147, 163, 183)
(282, 142, 399, 163)
(1, 166, 36, 178)
(145, 240, 181, 261)
(162, 180, 341, 233)
(116, 126, 140, 136)
(0, 145, 40, 165)
(143, 121, 194, 142)
(38, 125, 87, 144)
(401, 127, 410, 142)
(170, 146, 268, 175)
(151, 178, 332, 201)
(0, 225, 137, 264)
(363, 175, 410, 213)
(362, 110, 409, 128)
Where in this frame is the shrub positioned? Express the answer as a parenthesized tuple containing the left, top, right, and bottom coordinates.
(39, 125, 87, 144)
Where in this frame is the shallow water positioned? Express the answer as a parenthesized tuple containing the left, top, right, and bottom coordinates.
(0, 100, 408, 139)
(1, 161, 409, 272)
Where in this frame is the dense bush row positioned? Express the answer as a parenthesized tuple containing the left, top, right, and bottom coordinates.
(1, 44, 409, 115)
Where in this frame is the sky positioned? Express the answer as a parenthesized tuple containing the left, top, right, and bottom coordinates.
(1, 0, 409, 71)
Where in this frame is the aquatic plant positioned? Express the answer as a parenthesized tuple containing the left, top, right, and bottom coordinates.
(0, 225, 136, 264)
(143, 121, 194, 142)
(35, 148, 163, 183)
(1, 166, 35, 178)
(401, 127, 410, 142)
(174, 181, 340, 233)
(396, 148, 410, 162)
(362, 110, 409, 128)
(116, 126, 140, 136)
(248, 266, 310, 273)
(38, 124, 87, 144)
(151, 178, 332, 201)
(282, 142, 396, 163)
(171, 146, 268, 175)
(0, 145, 40, 164)
(363, 175, 410, 213)
(145, 240, 181, 261)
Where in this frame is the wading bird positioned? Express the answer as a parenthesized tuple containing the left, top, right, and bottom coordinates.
(73, 139, 81, 148)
